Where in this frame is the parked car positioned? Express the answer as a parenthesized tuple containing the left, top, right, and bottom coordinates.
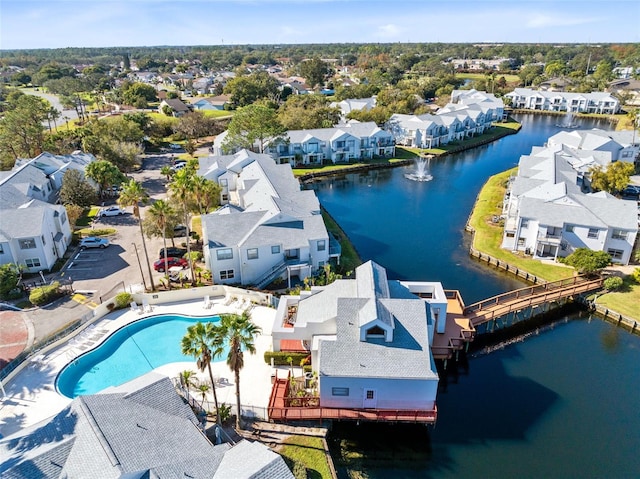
(98, 206, 126, 217)
(79, 237, 110, 249)
(169, 143, 182, 150)
(153, 257, 188, 272)
(621, 185, 640, 198)
(158, 247, 187, 259)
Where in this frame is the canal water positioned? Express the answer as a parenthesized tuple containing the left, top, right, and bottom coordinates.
(309, 114, 640, 478)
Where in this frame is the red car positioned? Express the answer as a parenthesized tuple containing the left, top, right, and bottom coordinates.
(153, 257, 188, 272)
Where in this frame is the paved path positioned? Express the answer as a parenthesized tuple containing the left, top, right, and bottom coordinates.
(0, 311, 32, 369)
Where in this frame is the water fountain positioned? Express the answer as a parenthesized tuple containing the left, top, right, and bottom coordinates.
(404, 155, 433, 182)
(557, 111, 578, 129)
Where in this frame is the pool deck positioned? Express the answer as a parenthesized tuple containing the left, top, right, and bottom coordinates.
(0, 299, 279, 438)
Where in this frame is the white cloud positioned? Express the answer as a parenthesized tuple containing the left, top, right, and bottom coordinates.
(377, 23, 402, 38)
(526, 14, 600, 29)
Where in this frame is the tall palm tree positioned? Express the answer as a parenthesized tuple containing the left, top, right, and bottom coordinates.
(118, 179, 155, 290)
(216, 312, 262, 430)
(181, 321, 222, 422)
(146, 199, 174, 287)
(169, 169, 197, 281)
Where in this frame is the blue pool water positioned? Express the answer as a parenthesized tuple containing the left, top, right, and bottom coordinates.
(56, 314, 224, 398)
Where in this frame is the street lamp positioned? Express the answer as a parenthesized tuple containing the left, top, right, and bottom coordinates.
(132, 242, 148, 291)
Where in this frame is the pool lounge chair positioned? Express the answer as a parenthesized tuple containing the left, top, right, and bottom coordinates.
(142, 299, 153, 313)
(203, 295, 212, 309)
(130, 301, 142, 314)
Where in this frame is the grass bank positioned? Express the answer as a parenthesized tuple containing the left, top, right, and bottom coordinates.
(470, 170, 640, 320)
(278, 435, 333, 479)
(468, 169, 578, 282)
(322, 208, 362, 275)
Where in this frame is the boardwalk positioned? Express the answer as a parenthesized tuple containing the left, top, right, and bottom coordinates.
(463, 275, 603, 327)
(267, 376, 437, 424)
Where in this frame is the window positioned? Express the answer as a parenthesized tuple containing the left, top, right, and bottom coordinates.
(271, 245, 281, 254)
(366, 390, 375, 400)
(366, 325, 385, 339)
(220, 269, 234, 280)
(317, 240, 326, 251)
(41, 235, 46, 246)
(506, 232, 515, 238)
(221, 194, 229, 201)
(336, 140, 345, 149)
(19, 238, 36, 250)
(517, 238, 526, 247)
(565, 224, 574, 233)
(612, 229, 627, 240)
(220, 178, 228, 186)
(247, 248, 259, 260)
(25, 258, 41, 268)
(331, 387, 349, 397)
(607, 249, 624, 260)
(216, 248, 233, 260)
(587, 228, 599, 239)
(61, 212, 67, 224)
(520, 219, 529, 229)
(0, 244, 4, 254)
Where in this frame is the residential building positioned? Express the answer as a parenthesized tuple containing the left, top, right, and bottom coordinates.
(0, 373, 294, 479)
(330, 96, 377, 118)
(271, 260, 473, 414)
(266, 121, 395, 166)
(0, 152, 95, 272)
(501, 133, 638, 265)
(191, 95, 230, 111)
(448, 57, 513, 70)
(504, 88, 620, 114)
(199, 149, 340, 287)
(388, 90, 503, 149)
(608, 78, 640, 107)
(159, 98, 191, 117)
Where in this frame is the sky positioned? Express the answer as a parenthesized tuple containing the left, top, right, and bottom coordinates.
(1, 0, 639, 50)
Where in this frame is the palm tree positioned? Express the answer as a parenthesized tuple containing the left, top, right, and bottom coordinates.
(146, 199, 175, 287)
(118, 179, 155, 291)
(197, 383, 211, 409)
(169, 169, 197, 281)
(216, 312, 262, 430)
(160, 165, 174, 181)
(181, 321, 222, 422)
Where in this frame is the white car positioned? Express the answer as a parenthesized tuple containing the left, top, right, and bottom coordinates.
(99, 206, 126, 217)
(79, 237, 110, 249)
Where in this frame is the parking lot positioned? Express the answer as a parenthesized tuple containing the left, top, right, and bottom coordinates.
(60, 151, 183, 298)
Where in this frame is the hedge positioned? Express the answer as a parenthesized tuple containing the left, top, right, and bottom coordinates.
(29, 281, 62, 306)
(264, 351, 309, 366)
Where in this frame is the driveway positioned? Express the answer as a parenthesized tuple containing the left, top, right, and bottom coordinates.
(20, 88, 78, 124)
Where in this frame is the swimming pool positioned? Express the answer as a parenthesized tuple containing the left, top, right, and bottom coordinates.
(56, 314, 224, 398)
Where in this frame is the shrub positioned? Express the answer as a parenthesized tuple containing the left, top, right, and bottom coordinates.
(264, 351, 309, 366)
(114, 292, 133, 309)
(29, 281, 62, 306)
(217, 403, 233, 424)
(632, 268, 640, 284)
(0, 264, 20, 299)
(603, 276, 624, 291)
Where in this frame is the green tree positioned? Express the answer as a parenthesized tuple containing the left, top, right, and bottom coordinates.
(120, 81, 158, 105)
(561, 248, 611, 274)
(59, 169, 98, 207)
(590, 162, 635, 194)
(603, 276, 624, 291)
(160, 165, 174, 181)
(169, 169, 199, 280)
(181, 321, 222, 422)
(174, 111, 215, 141)
(223, 71, 280, 107)
(278, 95, 342, 130)
(0, 264, 20, 299)
(118, 180, 155, 291)
(0, 94, 50, 169)
(223, 103, 285, 153)
(65, 203, 84, 230)
(216, 312, 262, 430)
(299, 57, 329, 88)
(85, 159, 125, 197)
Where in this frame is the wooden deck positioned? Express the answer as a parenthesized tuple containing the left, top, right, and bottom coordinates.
(267, 376, 437, 424)
(463, 275, 603, 327)
(432, 290, 475, 360)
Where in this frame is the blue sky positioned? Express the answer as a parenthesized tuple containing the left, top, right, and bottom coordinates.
(1, 0, 639, 50)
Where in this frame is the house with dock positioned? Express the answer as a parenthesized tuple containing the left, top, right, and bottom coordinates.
(501, 131, 638, 264)
(268, 261, 474, 423)
(199, 149, 340, 287)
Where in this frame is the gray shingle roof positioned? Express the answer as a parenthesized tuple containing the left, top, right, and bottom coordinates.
(0, 374, 291, 479)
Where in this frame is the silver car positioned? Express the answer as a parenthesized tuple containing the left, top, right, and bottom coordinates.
(79, 237, 110, 249)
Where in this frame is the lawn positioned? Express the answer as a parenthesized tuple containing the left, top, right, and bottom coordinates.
(322, 209, 362, 275)
(591, 277, 640, 320)
(278, 435, 333, 479)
